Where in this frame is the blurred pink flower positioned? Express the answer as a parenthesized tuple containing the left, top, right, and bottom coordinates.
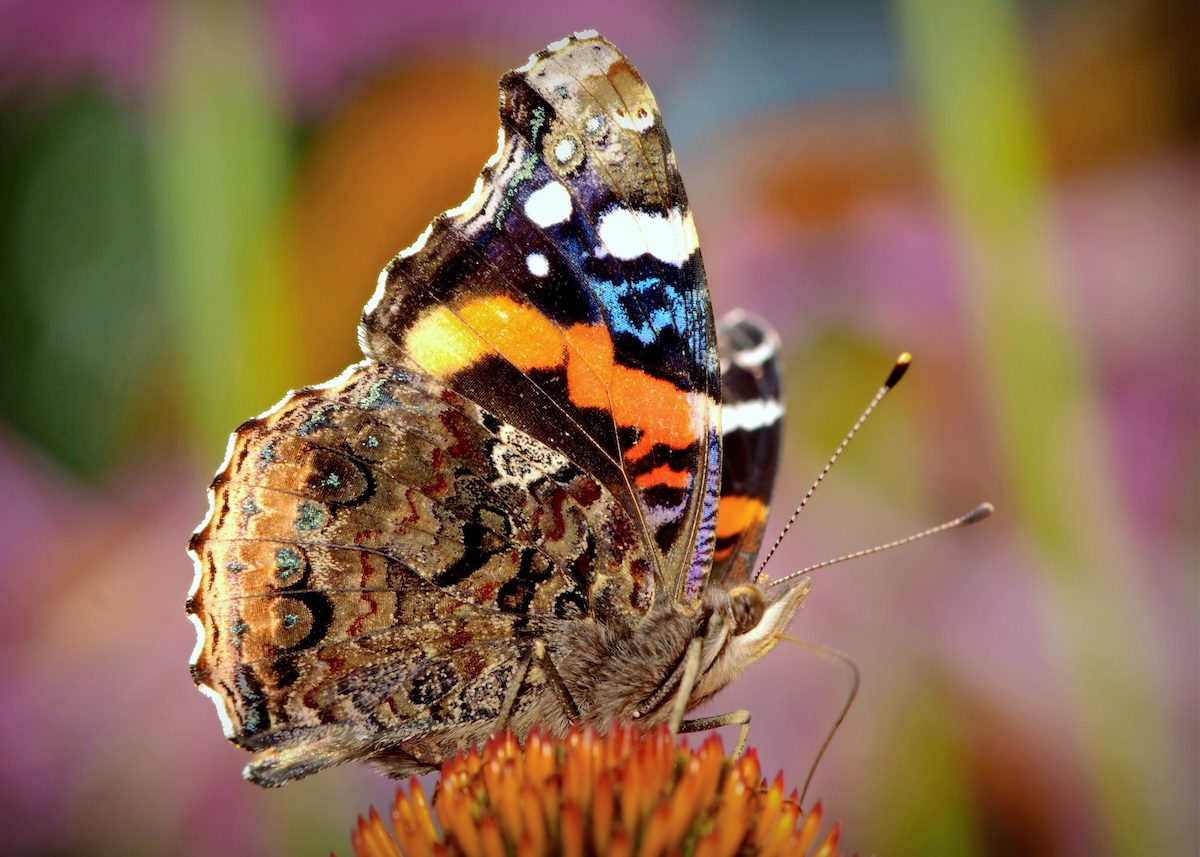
(0, 431, 382, 855)
(0, 0, 693, 112)
(0, 0, 160, 101)
(265, 0, 694, 112)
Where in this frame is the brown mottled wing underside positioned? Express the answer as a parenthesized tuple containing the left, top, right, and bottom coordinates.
(187, 361, 652, 782)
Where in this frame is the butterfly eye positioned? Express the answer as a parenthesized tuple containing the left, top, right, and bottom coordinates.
(728, 585, 766, 636)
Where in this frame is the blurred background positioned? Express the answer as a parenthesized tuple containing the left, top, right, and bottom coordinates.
(0, 1, 1195, 854)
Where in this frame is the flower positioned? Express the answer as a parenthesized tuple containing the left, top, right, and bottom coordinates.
(348, 724, 845, 857)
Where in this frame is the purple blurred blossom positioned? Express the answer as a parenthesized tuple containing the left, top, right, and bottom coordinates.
(0, 0, 160, 101)
(0, 431, 90, 645)
(1055, 157, 1200, 549)
(844, 198, 965, 333)
(0, 438, 380, 855)
(0, 443, 249, 853)
(0, 0, 693, 112)
(264, 0, 694, 112)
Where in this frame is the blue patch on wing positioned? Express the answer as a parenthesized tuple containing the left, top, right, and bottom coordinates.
(590, 275, 689, 345)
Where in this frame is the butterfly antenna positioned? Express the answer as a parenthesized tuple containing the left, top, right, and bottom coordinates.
(778, 635, 859, 809)
(768, 502, 994, 589)
(756, 352, 913, 577)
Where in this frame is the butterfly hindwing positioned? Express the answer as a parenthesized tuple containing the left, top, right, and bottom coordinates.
(358, 32, 721, 606)
(711, 311, 784, 585)
(187, 361, 654, 775)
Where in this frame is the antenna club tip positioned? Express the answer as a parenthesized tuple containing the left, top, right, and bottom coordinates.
(962, 502, 995, 525)
(884, 353, 913, 389)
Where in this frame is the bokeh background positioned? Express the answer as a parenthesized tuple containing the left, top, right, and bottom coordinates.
(0, 1, 1195, 854)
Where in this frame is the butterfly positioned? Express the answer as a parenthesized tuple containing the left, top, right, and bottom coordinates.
(186, 30, 810, 786)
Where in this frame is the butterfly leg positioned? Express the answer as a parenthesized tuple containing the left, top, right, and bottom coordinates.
(679, 710, 753, 758)
(495, 645, 537, 729)
(534, 640, 581, 721)
(244, 725, 367, 787)
(667, 637, 704, 735)
(494, 640, 581, 732)
(634, 636, 704, 735)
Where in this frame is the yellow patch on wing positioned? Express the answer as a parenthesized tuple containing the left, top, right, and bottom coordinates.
(406, 296, 566, 376)
(406, 306, 704, 465)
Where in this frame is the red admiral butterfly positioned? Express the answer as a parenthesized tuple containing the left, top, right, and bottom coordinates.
(187, 31, 847, 786)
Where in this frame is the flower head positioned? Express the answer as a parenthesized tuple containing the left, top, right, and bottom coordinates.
(349, 724, 845, 857)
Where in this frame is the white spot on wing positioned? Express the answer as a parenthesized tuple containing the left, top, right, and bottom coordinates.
(597, 206, 698, 266)
(524, 181, 572, 227)
(491, 423, 569, 487)
(554, 136, 577, 163)
(526, 252, 550, 277)
(722, 399, 784, 434)
(574, 29, 600, 40)
(612, 109, 655, 134)
(547, 36, 570, 52)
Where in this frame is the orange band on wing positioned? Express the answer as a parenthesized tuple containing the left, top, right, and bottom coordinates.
(634, 463, 691, 490)
(715, 495, 767, 540)
(405, 300, 702, 463)
(565, 323, 696, 460)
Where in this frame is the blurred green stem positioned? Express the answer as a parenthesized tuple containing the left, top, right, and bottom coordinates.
(151, 1, 296, 455)
(895, 0, 1177, 853)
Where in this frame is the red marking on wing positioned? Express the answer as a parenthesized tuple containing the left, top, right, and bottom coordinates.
(563, 323, 696, 460)
(634, 463, 691, 490)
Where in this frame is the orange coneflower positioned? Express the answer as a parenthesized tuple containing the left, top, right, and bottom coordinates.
(348, 724, 846, 857)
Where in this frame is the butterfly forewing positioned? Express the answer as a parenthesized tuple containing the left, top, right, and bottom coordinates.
(358, 33, 721, 605)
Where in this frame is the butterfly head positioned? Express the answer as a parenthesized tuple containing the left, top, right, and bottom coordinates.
(728, 584, 767, 635)
(726, 578, 810, 656)
(687, 577, 812, 706)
